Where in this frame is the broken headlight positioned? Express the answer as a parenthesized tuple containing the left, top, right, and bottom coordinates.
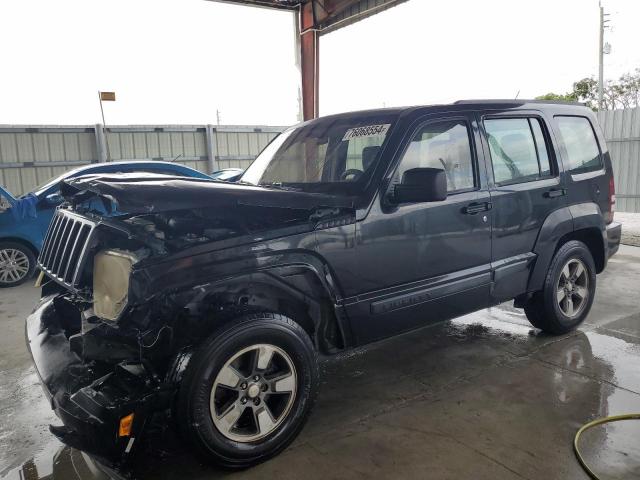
(93, 249, 138, 321)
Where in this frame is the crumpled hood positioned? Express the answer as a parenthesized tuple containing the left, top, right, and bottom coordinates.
(60, 173, 354, 214)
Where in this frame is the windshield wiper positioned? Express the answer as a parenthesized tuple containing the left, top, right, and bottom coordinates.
(259, 182, 302, 192)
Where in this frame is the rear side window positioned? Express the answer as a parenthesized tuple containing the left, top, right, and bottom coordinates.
(396, 120, 475, 192)
(555, 116, 603, 174)
(484, 117, 553, 185)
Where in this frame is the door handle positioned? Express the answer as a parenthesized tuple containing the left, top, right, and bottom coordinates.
(464, 202, 492, 214)
(545, 188, 566, 198)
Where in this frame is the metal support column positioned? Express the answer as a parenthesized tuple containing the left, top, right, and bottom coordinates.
(299, 2, 319, 121)
(205, 124, 218, 173)
(94, 124, 108, 163)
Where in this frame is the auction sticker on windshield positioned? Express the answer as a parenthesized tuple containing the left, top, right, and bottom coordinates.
(342, 124, 391, 141)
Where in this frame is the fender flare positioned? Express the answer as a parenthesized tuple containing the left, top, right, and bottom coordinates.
(132, 251, 353, 353)
(527, 203, 606, 292)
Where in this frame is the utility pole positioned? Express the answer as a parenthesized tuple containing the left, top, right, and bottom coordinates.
(598, 2, 611, 110)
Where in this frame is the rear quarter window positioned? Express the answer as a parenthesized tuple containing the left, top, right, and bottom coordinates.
(555, 116, 603, 174)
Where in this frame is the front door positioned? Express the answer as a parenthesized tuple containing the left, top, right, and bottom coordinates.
(345, 113, 493, 345)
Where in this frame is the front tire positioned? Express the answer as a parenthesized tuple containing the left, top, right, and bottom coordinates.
(0, 241, 36, 288)
(177, 313, 318, 469)
(525, 240, 596, 335)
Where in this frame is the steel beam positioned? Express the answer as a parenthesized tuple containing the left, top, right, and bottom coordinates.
(299, 2, 319, 120)
(207, 0, 410, 120)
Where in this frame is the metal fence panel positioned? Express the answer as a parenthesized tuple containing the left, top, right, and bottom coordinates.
(597, 107, 640, 213)
(0, 124, 285, 196)
(214, 129, 280, 170)
(3, 115, 640, 212)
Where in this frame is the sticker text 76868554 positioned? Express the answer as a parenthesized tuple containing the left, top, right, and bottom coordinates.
(342, 124, 391, 142)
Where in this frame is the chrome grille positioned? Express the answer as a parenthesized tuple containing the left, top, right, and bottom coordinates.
(38, 209, 95, 288)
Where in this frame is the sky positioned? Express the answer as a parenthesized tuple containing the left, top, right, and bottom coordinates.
(0, 0, 639, 126)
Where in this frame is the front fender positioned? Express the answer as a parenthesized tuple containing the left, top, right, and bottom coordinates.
(129, 236, 352, 351)
(130, 241, 343, 305)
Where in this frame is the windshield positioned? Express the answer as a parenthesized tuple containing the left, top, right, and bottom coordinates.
(241, 113, 397, 194)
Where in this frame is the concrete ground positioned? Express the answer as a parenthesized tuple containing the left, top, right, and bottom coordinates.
(617, 212, 640, 247)
(2, 246, 640, 480)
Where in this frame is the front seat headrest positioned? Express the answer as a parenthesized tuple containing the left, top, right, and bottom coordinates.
(362, 146, 381, 171)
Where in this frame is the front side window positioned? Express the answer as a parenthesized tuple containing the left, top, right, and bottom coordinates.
(555, 116, 602, 174)
(395, 120, 475, 192)
(484, 117, 553, 185)
(241, 114, 396, 195)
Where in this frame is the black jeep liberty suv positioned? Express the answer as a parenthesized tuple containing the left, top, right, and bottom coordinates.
(26, 100, 621, 469)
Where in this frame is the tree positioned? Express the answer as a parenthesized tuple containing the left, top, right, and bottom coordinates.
(535, 92, 578, 102)
(536, 69, 640, 110)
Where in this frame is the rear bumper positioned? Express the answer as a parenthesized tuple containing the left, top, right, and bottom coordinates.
(25, 296, 174, 465)
(606, 221, 622, 258)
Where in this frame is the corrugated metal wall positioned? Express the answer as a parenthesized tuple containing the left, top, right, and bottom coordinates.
(0, 125, 283, 196)
(3, 114, 638, 212)
(597, 107, 640, 213)
(0, 127, 97, 197)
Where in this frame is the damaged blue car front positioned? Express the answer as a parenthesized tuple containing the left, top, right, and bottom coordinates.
(0, 161, 213, 287)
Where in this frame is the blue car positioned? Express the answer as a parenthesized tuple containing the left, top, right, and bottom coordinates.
(210, 168, 244, 182)
(0, 161, 212, 287)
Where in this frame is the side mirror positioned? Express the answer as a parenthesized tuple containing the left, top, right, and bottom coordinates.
(45, 192, 63, 206)
(390, 168, 447, 204)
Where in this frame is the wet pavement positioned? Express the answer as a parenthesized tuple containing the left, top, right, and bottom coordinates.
(1, 246, 640, 479)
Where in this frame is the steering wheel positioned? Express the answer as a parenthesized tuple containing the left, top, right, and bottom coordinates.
(340, 169, 364, 181)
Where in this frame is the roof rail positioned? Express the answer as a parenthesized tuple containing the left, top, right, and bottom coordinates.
(454, 99, 586, 106)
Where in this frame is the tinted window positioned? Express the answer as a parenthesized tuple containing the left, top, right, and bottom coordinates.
(555, 116, 602, 174)
(396, 120, 475, 192)
(345, 136, 385, 172)
(242, 114, 396, 193)
(530, 119, 551, 176)
(484, 117, 553, 185)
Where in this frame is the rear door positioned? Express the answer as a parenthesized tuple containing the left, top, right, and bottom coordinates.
(478, 111, 568, 303)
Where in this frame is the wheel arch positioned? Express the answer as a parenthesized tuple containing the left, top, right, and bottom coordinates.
(164, 264, 352, 357)
(0, 236, 39, 257)
(527, 203, 606, 293)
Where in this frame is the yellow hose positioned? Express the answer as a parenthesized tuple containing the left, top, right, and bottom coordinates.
(574, 414, 640, 480)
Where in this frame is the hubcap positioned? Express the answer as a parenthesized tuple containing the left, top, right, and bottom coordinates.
(557, 258, 589, 318)
(210, 344, 297, 442)
(0, 248, 30, 285)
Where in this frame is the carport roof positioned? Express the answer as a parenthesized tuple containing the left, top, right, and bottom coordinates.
(211, 0, 409, 34)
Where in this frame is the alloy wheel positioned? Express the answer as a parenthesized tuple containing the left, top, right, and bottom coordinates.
(210, 344, 297, 442)
(556, 258, 589, 318)
(0, 248, 30, 285)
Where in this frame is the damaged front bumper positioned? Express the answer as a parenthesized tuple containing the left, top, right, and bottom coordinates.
(25, 295, 176, 465)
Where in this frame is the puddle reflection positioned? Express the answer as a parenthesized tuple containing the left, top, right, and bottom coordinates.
(3, 307, 639, 480)
(2, 443, 115, 480)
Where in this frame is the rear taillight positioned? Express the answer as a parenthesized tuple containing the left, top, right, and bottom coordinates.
(607, 176, 616, 223)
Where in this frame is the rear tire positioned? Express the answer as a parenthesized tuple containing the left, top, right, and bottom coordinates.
(0, 241, 36, 288)
(525, 240, 596, 334)
(177, 312, 318, 469)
